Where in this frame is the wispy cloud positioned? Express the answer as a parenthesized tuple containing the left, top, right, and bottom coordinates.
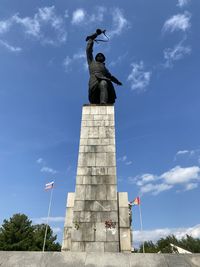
(163, 40, 191, 68)
(36, 157, 58, 174)
(175, 149, 200, 164)
(0, 6, 67, 45)
(134, 224, 200, 247)
(63, 51, 86, 72)
(32, 216, 65, 224)
(127, 61, 151, 92)
(163, 12, 191, 33)
(41, 166, 57, 174)
(177, 0, 191, 8)
(118, 155, 133, 166)
(0, 40, 22, 52)
(131, 165, 200, 195)
(71, 6, 106, 25)
(71, 9, 86, 25)
(109, 8, 129, 38)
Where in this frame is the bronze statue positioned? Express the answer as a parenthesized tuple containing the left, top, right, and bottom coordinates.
(86, 29, 122, 104)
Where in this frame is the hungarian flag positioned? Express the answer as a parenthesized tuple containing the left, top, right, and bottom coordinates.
(45, 181, 54, 190)
(130, 196, 140, 206)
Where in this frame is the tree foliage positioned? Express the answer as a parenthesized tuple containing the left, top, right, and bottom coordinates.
(0, 213, 61, 251)
(138, 234, 200, 253)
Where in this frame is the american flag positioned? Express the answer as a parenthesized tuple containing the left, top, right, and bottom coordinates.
(45, 181, 54, 190)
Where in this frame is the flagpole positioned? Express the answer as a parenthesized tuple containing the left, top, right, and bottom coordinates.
(42, 185, 54, 252)
(138, 200, 145, 253)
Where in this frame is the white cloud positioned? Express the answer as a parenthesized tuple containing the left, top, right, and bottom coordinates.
(164, 41, 191, 68)
(0, 6, 67, 45)
(109, 8, 129, 38)
(177, 0, 191, 8)
(71, 9, 86, 25)
(127, 61, 151, 92)
(118, 155, 133, 166)
(32, 216, 65, 224)
(176, 150, 190, 155)
(163, 12, 191, 33)
(0, 40, 21, 52)
(52, 227, 62, 234)
(71, 6, 106, 26)
(140, 183, 173, 195)
(184, 183, 198, 191)
(126, 161, 133, 166)
(133, 224, 200, 247)
(63, 51, 86, 72)
(133, 165, 200, 195)
(161, 166, 200, 185)
(36, 158, 44, 164)
(0, 19, 13, 34)
(41, 166, 57, 174)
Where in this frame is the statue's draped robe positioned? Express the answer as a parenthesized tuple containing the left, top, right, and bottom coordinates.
(86, 39, 116, 104)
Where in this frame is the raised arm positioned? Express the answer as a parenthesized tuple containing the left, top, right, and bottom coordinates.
(86, 39, 94, 65)
(85, 29, 104, 65)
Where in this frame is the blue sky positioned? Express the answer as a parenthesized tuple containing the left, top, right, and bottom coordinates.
(0, 0, 200, 247)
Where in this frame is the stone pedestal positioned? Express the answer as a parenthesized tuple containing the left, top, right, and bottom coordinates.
(62, 105, 131, 252)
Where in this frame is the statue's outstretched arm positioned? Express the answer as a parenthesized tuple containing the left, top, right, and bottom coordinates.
(110, 75, 122, 86)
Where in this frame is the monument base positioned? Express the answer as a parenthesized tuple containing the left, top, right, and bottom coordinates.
(1, 252, 200, 267)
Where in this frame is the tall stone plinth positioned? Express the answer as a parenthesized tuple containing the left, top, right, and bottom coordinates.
(62, 105, 131, 252)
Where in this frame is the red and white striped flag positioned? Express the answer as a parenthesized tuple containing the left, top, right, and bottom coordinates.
(45, 181, 54, 190)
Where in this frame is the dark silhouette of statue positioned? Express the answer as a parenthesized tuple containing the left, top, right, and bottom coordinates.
(86, 29, 122, 104)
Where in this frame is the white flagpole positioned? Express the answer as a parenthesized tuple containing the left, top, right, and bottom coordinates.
(138, 199, 145, 253)
(42, 185, 54, 252)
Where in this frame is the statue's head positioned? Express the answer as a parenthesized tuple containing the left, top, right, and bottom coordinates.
(95, 53, 106, 63)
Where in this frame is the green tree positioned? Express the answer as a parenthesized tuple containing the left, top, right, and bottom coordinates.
(0, 213, 61, 251)
(139, 241, 158, 253)
(0, 213, 33, 251)
(31, 224, 61, 251)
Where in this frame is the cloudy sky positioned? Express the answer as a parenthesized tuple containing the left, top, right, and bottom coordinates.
(0, 0, 200, 247)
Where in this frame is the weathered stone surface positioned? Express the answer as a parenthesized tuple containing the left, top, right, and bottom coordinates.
(66, 193, 75, 208)
(1, 252, 200, 267)
(85, 242, 104, 252)
(104, 242, 119, 252)
(118, 192, 129, 208)
(120, 228, 132, 252)
(119, 208, 130, 227)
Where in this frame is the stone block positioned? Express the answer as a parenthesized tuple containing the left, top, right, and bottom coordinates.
(106, 227, 119, 242)
(90, 107, 99, 115)
(75, 185, 86, 200)
(118, 192, 129, 208)
(73, 201, 85, 211)
(106, 185, 117, 200)
(91, 167, 107, 176)
(119, 208, 130, 227)
(71, 241, 85, 252)
(100, 211, 118, 222)
(77, 167, 92, 176)
(82, 114, 93, 121)
(62, 227, 72, 251)
(96, 184, 107, 200)
(80, 127, 89, 139)
(98, 106, 107, 114)
(85, 242, 104, 252)
(95, 222, 107, 241)
(65, 208, 74, 227)
(88, 127, 99, 138)
(79, 139, 87, 145)
(104, 242, 119, 252)
(76, 176, 83, 184)
(106, 106, 114, 114)
(78, 152, 95, 167)
(85, 185, 97, 200)
(120, 228, 132, 252)
(67, 193, 75, 208)
(82, 106, 91, 115)
(95, 152, 107, 166)
(106, 153, 116, 166)
(71, 228, 83, 242)
(107, 167, 116, 175)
